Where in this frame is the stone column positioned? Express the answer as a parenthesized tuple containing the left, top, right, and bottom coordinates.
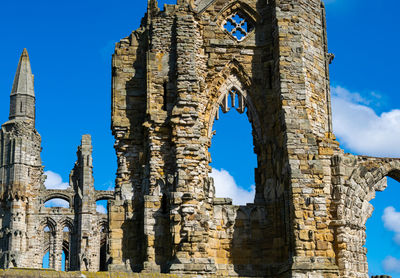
(272, 0, 339, 276)
(168, 9, 215, 274)
(142, 195, 160, 272)
(53, 227, 64, 271)
(49, 230, 56, 269)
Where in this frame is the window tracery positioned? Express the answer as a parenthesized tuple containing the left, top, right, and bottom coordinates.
(223, 12, 254, 41)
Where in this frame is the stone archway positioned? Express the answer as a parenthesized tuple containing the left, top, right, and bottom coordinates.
(40, 218, 56, 269)
(332, 155, 400, 277)
(203, 61, 267, 204)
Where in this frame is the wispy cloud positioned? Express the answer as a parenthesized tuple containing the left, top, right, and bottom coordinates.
(105, 181, 115, 191)
(44, 171, 70, 190)
(382, 256, 400, 273)
(209, 168, 255, 206)
(331, 86, 400, 157)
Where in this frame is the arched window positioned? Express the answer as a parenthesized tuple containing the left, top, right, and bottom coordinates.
(209, 87, 256, 205)
(62, 225, 71, 271)
(99, 223, 108, 271)
(42, 224, 52, 269)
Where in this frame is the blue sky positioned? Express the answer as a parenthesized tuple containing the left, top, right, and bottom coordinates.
(1, 0, 400, 275)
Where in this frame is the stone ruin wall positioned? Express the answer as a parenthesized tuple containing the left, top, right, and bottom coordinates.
(0, 49, 114, 274)
(0, 0, 399, 277)
(0, 129, 114, 271)
(109, 0, 400, 277)
(110, 0, 336, 276)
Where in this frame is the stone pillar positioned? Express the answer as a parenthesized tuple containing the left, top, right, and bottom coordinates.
(272, 0, 339, 276)
(142, 195, 160, 272)
(70, 135, 99, 271)
(168, 10, 215, 274)
(53, 228, 63, 271)
(49, 230, 56, 269)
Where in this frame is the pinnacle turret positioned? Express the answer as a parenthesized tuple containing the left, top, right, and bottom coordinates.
(9, 48, 36, 123)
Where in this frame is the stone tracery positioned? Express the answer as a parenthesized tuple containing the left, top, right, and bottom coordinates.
(223, 12, 254, 41)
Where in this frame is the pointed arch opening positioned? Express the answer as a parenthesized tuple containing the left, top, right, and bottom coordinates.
(42, 224, 53, 269)
(205, 68, 263, 206)
(99, 222, 108, 271)
(209, 86, 257, 205)
(61, 223, 72, 271)
(204, 62, 290, 275)
(334, 162, 400, 277)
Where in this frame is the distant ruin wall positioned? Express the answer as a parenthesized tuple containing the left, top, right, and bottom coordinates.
(0, 268, 258, 278)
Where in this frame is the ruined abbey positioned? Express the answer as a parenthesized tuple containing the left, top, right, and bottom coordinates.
(0, 0, 399, 277)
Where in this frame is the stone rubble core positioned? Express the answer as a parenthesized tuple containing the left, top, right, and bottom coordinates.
(0, 0, 399, 277)
(0, 49, 114, 272)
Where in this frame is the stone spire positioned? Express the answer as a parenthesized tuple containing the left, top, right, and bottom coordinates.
(9, 48, 36, 123)
(147, 0, 158, 10)
(147, 0, 159, 20)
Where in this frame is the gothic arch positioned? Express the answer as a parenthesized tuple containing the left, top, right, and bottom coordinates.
(59, 217, 74, 233)
(39, 217, 57, 233)
(204, 60, 261, 144)
(98, 220, 108, 231)
(213, 1, 261, 24)
(342, 159, 400, 221)
(332, 157, 400, 277)
(333, 159, 400, 229)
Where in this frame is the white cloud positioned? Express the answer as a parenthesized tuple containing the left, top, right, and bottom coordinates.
(383, 256, 400, 273)
(44, 198, 69, 208)
(383, 207, 400, 233)
(96, 205, 107, 214)
(332, 86, 370, 104)
(332, 86, 400, 157)
(209, 168, 255, 206)
(382, 206, 400, 246)
(44, 171, 70, 190)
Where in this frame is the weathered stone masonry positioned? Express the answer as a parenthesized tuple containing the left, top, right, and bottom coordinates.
(109, 0, 400, 277)
(0, 1, 399, 277)
(0, 49, 114, 272)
